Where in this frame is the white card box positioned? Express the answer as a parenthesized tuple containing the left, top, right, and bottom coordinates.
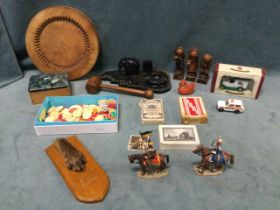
(159, 125, 200, 150)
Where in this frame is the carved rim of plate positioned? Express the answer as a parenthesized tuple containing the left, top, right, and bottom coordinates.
(34, 16, 90, 72)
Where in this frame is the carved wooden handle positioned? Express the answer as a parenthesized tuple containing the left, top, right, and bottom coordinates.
(86, 76, 153, 99)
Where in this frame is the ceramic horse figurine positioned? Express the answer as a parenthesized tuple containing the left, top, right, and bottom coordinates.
(128, 151, 169, 175)
(192, 144, 234, 174)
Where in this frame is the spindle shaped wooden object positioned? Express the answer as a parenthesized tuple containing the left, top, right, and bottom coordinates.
(86, 76, 154, 99)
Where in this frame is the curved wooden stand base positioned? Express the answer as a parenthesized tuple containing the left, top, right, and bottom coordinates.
(45, 136, 110, 203)
(136, 169, 168, 179)
(192, 164, 224, 176)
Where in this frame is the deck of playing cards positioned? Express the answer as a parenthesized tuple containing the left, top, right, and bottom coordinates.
(140, 99, 165, 124)
(179, 96, 208, 124)
(159, 125, 200, 150)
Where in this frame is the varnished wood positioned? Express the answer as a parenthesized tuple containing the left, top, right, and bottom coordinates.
(29, 87, 71, 104)
(45, 136, 110, 203)
(26, 6, 100, 80)
(86, 76, 154, 99)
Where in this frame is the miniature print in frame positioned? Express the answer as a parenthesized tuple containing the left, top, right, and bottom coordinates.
(127, 135, 148, 152)
(159, 125, 200, 150)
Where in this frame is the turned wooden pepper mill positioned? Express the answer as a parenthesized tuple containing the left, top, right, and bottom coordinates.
(185, 47, 199, 82)
(173, 47, 185, 80)
(197, 53, 213, 84)
(86, 76, 154, 99)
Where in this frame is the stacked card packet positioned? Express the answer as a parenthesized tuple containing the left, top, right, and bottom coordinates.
(139, 99, 165, 124)
(179, 96, 208, 124)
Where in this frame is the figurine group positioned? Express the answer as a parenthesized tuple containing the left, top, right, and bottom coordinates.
(128, 132, 234, 177)
(174, 47, 213, 95)
(173, 47, 213, 83)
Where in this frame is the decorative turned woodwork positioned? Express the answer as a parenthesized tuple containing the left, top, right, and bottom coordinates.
(86, 76, 154, 99)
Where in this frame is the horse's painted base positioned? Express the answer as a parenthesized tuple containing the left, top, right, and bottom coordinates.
(137, 169, 168, 179)
(192, 164, 224, 176)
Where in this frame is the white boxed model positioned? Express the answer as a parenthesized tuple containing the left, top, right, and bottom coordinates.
(217, 99, 244, 114)
(210, 63, 266, 99)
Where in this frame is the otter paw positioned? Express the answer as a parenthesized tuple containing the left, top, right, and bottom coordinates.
(54, 138, 87, 172)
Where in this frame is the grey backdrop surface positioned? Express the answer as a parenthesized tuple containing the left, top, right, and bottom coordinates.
(0, 1, 280, 210)
(0, 0, 280, 86)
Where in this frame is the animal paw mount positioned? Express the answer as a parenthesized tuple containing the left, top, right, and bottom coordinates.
(45, 136, 110, 203)
(54, 138, 87, 172)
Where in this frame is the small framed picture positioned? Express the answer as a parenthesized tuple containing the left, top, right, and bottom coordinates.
(127, 135, 148, 152)
(159, 125, 200, 150)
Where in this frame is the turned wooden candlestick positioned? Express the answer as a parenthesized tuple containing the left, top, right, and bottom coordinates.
(86, 76, 154, 99)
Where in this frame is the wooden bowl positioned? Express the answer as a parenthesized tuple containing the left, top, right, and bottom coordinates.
(26, 6, 100, 80)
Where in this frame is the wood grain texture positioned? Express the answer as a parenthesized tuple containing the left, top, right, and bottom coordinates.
(45, 136, 110, 203)
(86, 76, 154, 99)
(25, 6, 99, 80)
(29, 87, 71, 104)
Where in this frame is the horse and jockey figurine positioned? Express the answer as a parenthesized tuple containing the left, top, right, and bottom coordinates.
(192, 136, 234, 176)
(128, 131, 169, 178)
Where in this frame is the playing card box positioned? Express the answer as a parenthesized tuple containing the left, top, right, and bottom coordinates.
(179, 96, 208, 124)
(34, 95, 118, 135)
(159, 125, 200, 150)
(210, 63, 266, 99)
(140, 99, 165, 124)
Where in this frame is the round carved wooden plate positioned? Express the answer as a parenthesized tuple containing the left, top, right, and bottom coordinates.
(26, 6, 100, 80)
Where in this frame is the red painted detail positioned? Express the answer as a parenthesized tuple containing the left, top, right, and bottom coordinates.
(151, 154, 161, 165)
(108, 103, 116, 109)
(58, 113, 63, 120)
(182, 97, 203, 117)
(210, 63, 219, 92)
(255, 68, 266, 99)
(69, 108, 77, 113)
(91, 113, 97, 118)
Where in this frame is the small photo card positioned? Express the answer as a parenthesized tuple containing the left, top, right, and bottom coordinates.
(127, 135, 148, 152)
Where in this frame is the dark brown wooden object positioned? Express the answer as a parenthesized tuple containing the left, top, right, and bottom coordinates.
(86, 76, 154, 99)
(185, 47, 199, 82)
(197, 53, 213, 84)
(25, 6, 100, 80)
(45, 136, 110, 203)
(173, 47, 185, 80)
(29, 87, 71, 104)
